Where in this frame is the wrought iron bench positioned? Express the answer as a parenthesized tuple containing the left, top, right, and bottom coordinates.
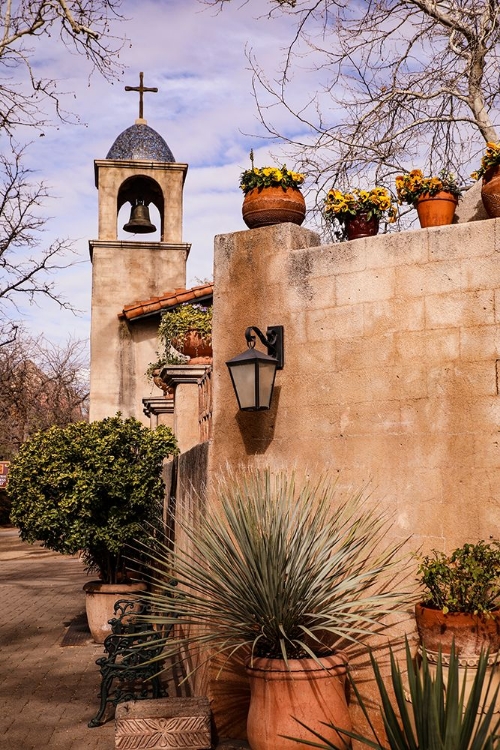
(88, 595, 175, 727)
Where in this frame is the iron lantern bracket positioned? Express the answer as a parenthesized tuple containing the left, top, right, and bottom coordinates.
(245, 325, 284, 370)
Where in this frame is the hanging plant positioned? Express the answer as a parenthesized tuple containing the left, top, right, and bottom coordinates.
(153, 303, 212, 367)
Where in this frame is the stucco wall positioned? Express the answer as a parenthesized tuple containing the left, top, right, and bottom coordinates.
(198, 219, 500, 738)
(209, 220, 500, 552)
(89, 241, 188, 423)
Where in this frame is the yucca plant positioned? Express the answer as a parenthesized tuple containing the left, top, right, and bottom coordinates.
(292, 641, 500, 750)
(134, 467, 412, 674)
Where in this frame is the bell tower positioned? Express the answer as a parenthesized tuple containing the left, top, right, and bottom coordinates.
(89, 73, 190, 422)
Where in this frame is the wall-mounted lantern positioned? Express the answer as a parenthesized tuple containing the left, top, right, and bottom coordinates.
(226, 326, 284, 411)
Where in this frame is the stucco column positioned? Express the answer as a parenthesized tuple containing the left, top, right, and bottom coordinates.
(142, 397, 174, 430)
(161, 365, 211, 453)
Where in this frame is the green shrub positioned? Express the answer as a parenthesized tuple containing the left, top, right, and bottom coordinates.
(8, 414, 178, 583)
(417, 540, 500, 614)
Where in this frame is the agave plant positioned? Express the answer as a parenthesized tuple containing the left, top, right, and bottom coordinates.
(293, 641, 500, 750)
(134, 467, 412, 675)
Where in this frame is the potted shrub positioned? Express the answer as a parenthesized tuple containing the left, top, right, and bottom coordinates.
(154, 302, 212, 369)
(295, 641, 500, 750)
(134, 467, 413, 750)
(414, 540, 500, 658)
(395, 168, 462, 227)
(8, 414, 178, 642)
(471, 141, 500, 218)
(323, 186, 398, 241)
(240, 151, 306, 229)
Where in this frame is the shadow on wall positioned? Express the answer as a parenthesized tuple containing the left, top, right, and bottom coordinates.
(210, 651, 250, 741)
(234, 387, 280, 455)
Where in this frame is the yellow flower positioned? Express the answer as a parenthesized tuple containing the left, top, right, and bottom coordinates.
(388, 206, 398, 223)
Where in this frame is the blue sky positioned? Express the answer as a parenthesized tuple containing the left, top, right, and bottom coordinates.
(14, 0, 312, 345)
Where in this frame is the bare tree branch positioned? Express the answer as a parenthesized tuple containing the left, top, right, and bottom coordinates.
(0, 0, 125, 133)
(0, 330, 89, 459)
(0, 1, 125, 342)
(207, 0, 500, 233)
(0, 141, 81, 345)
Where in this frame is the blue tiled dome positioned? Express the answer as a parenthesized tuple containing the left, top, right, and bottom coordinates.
(106, 123, 175, 162)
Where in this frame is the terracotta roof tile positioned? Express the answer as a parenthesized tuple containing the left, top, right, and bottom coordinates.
(119, 282, 213, 321)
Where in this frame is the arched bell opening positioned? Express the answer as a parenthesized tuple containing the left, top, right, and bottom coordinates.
(117, 175, 164, 241)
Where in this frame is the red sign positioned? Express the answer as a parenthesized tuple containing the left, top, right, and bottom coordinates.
(0, 462, 10, 489)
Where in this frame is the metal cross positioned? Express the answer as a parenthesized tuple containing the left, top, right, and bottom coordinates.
(125, 72, 158, 120)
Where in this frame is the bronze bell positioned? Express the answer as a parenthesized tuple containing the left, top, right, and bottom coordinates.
(123, 201, 157, 234)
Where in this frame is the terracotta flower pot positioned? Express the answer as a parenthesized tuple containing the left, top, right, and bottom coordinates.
(481, 165, 500, 218)
(172, 330, 212, 364)
(245, 654, 351, 750)
(414, 603, 500, 712)
(151, 369, 174, 397)
(415, 191, 458, 228)
(415, 603, 500, 657)
(242, 186, 306, 229)
(83, 580, 148, 643)
(345, 213, 379, 240)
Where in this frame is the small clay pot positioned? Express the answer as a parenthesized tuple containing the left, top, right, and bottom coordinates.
(172, 330, 212, 362)
(345, 213, 379, 240)
(415, 603, 500, 657)
(242, 186, 306, 229)
(415, 191, 458, 227)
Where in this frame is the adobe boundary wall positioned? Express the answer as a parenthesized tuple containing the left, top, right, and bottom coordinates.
(201, 219, 500, 737)
(209, 220, 500, 553)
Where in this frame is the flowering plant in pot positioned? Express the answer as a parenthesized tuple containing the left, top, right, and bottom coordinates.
(324, 186, 397, 241)
(240, 152, 306, 229)
(395, 169, 462, 227)
(8, 414, 178, 641)
(134, 467, 412, 750)
(415, 540, 500, 658)
(239, 164, 305, 194)
(471, 142, 500, 180)
(154, 302, 212, 367)
(471, 141, 500, 218)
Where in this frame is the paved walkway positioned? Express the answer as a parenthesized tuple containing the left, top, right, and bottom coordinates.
(0, 528, 115, 749)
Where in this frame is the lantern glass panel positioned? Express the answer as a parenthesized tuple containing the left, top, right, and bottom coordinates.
(258, 360, 277, 409)
(229, 361, 257, 410)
